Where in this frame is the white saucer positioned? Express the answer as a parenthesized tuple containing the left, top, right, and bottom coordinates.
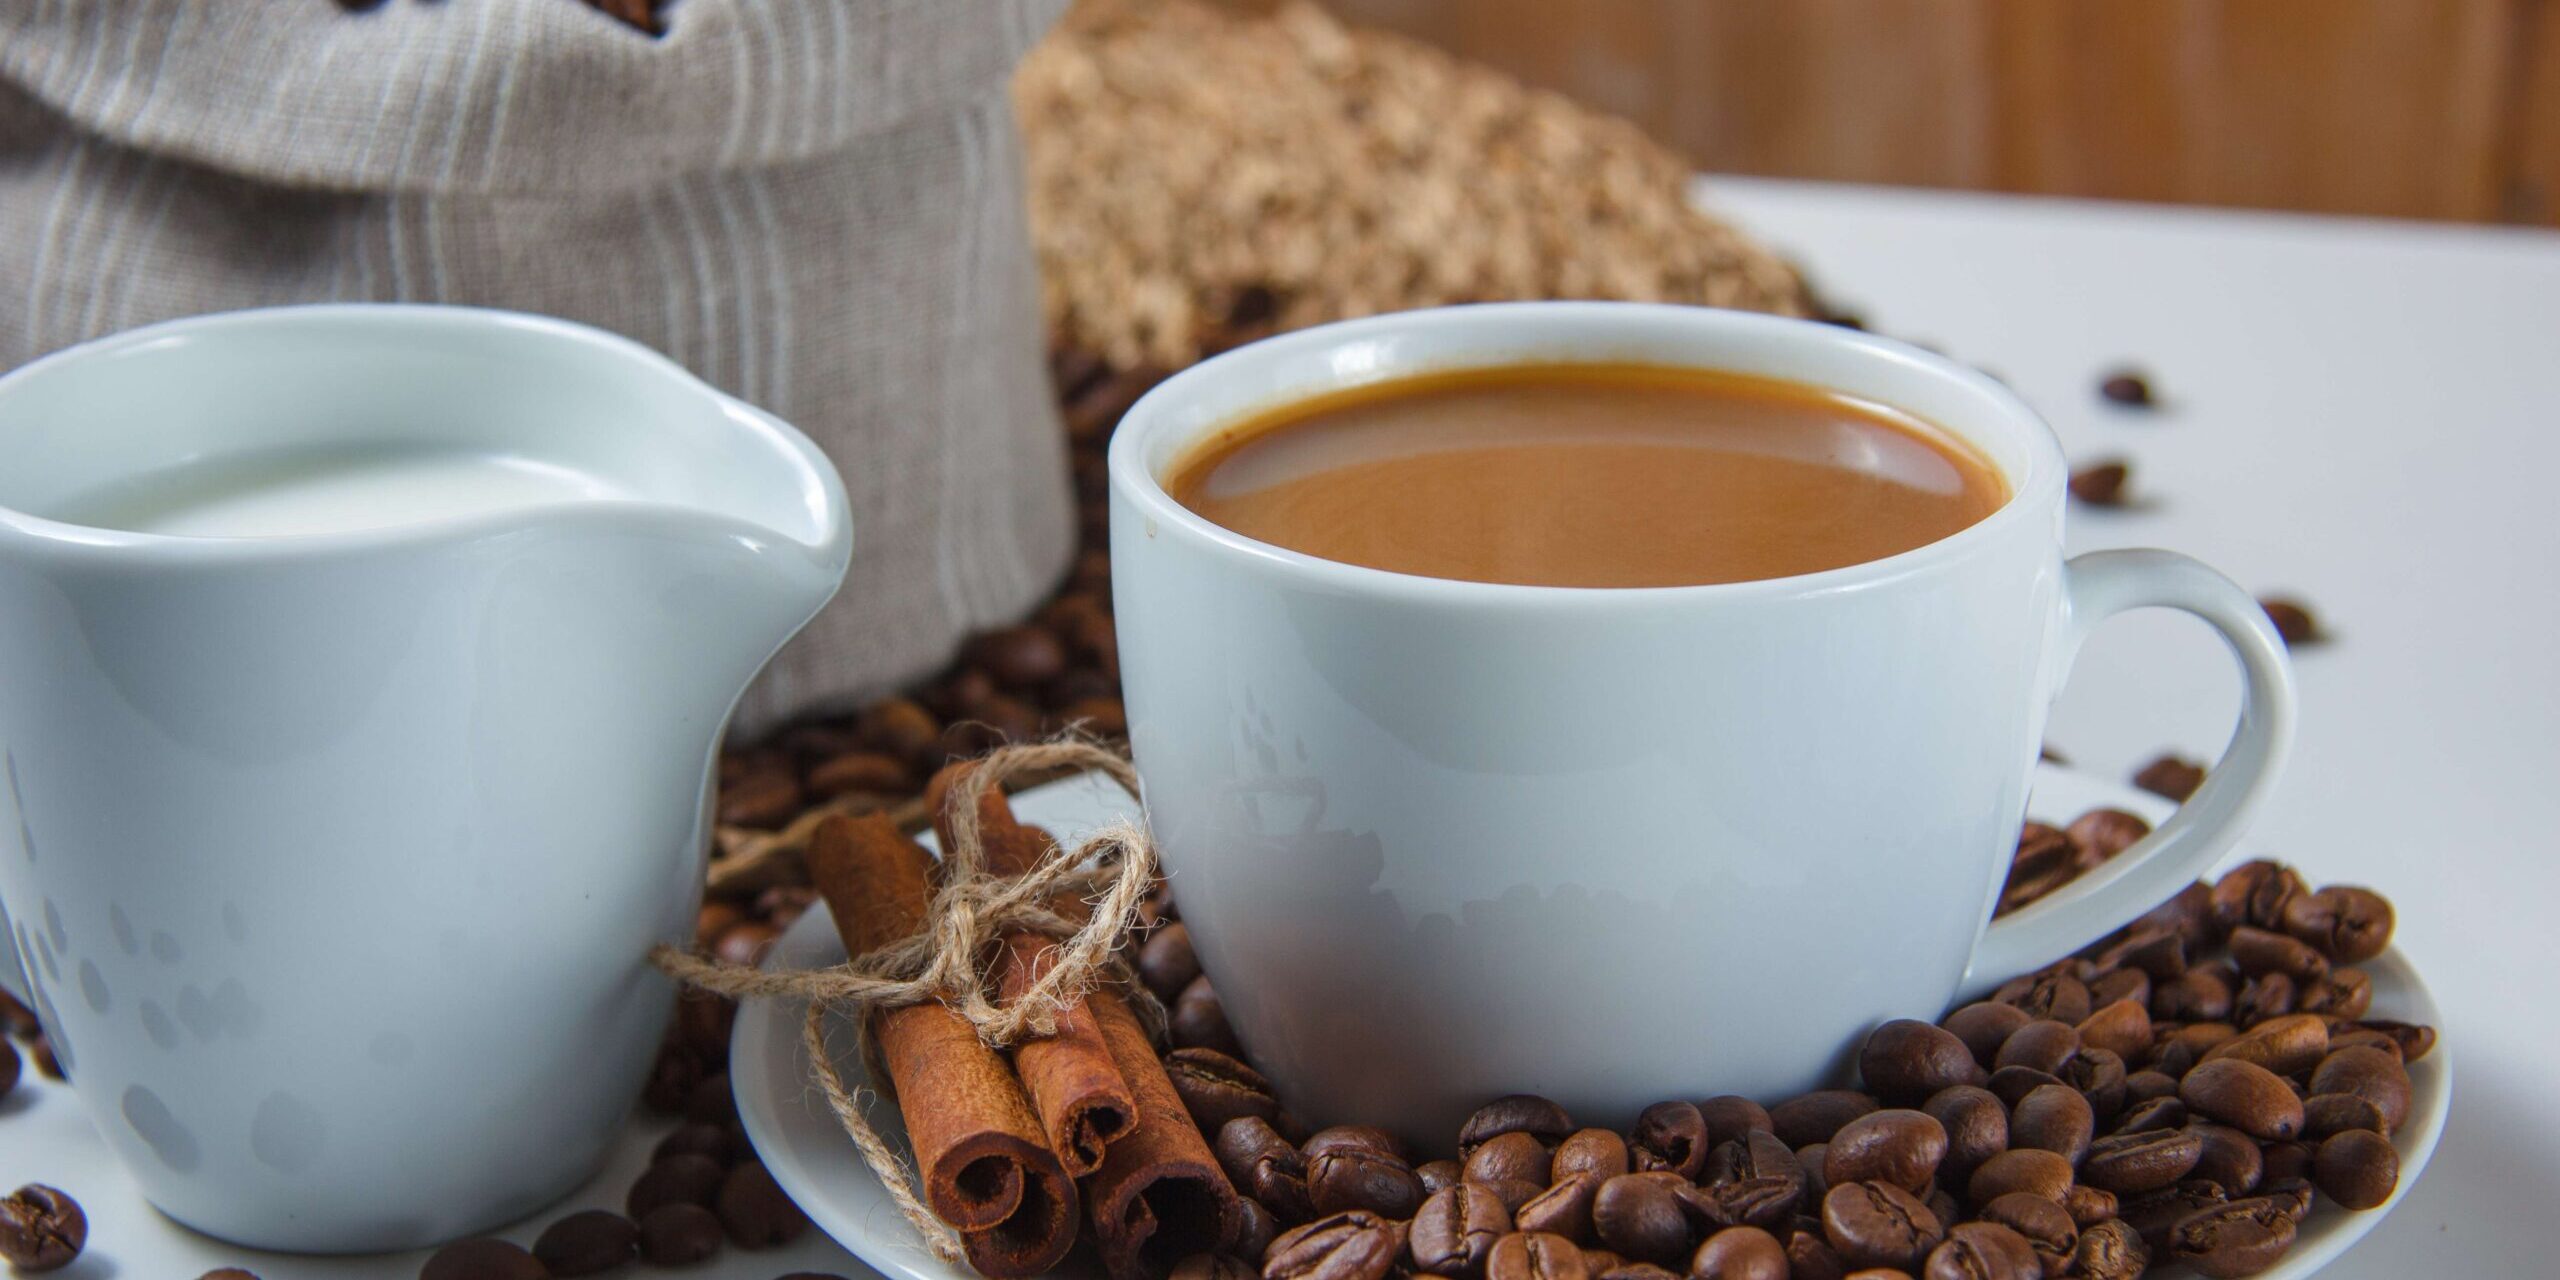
(733, 764, 2450, 1280)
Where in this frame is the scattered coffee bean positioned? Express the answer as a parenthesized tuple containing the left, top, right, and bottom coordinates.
(655, 1122, 736, 1166)
(2118, 1180, 2227, 1255)
(1857, 1021, 1984, 1105)
(2132, 754, 2205, 801)
(2302, 1092, 2387, 1139)
(2202, 1012, 2329, 1077)
(1822, 1110, 1945, 1195)
(2080, 1127, 2203, 1195)
(628, 1152, 727, 1218)
(1417, 1160, 1464, 1195)
(1168, 1047, 1282, 1137)
(1140, 923, 1204, 1003)
(2007, 1084, 2094, 1166)
(2258, 597, 2323, 647)
(1922, 1221, 2038, 1280)
(1234, 1196, 1281, 1260)
(1591, 1174, 1690, 1264)
(1783, 1228, 1846, 1280)
(1460, 1096, 1576, 1152)
(2067, 1218, 2148, 1280)
(1511, 1174, 1594, 1238)
(2180, 1058, 2303, 1140)
(1768, 1091, 1879, 1148)
(1465, 1131, 1555, 1187)
(0, 1038, 18, 1100)
(1410, 1182, 1512, 1277)
(533, 1209, 639, 1276)
(0, 988, 37, 1036)
(1688, 1225, 1787, 1280)
(2259, 1141, 2314, 1187)
(1172, 976, 1245, 1057)
(2229, 926, 2328, 984)
(1483, 1231, 1586, 1280)
(2188, 1124, 2265, 1198)
(1919, 1086, 2005, 1187)
(2309, 1046, 2412, 1132)
(1303, 1124, 1401, 1160)
(2280, 886, 2393, 964)
(199, 1270, 262, 1280)
(1936, 1003, 2031, 1068)
(2168, 1196, 2297, 1279)
(966, 626, 1069, 691)
(1476, 1178, 1548, 1219)
(1977, 1193, 2074, 1267)
(1554, 1129, 1630, 1183)
(1171, 1256, 1258, 1280)
(1992, 1020, 2079, 1075)
(2068, 460, 2131, 507)
(28, 1035, 62, 1082)
(1993, 970, 2092, 1025)
(2066, 808, 2151, 866)
(1307, 1138, 1424, 1219)
(0, 1185, 85, 1272)
(419, 1237, 544, 1280)
(643, 1043, 703, 1114)
(1966, 1149, 2073, 1206)
(2312, 1129, 2397, 1211)
(1696, 1096, 1773, 1148)
(1628, 1101, 1708, 1178)
(2063, 1183, 2119, 1228)
(1694, 1130, 1806, 1231)
(1820, 1181, 1942, 1272)
(2098, 371, 2155, 407)
(2075, 999, 2151, 1062)
(637, 1202, 724, 1266)
(717, 1160, 811, 1248)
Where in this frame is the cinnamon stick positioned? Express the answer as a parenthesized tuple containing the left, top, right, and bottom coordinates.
(929, 764, 1140, 1176)
(807, 814, 1079, 1277)
(1085, 991, 1243, 1280)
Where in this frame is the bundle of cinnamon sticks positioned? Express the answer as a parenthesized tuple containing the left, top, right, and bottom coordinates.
(805, 763, 1239, 1278)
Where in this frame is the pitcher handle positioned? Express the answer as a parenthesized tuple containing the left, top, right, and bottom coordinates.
(1962, 549, 2298, 994)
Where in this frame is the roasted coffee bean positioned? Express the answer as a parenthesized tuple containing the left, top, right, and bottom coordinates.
(2312, 1129, 2398, 1210)
(1411, 1183, 1514, 1277)
(2061, 1047, 2129, 1121)
(1419, 1161, 1466, 1195)
(2132, 755, 2205, 801)
(1992, 1021, 2079, 1075)
(2113, 1095, 2186, 1134)
(2064, 1185, 2118, 1230)
(629, 1152, 728, 1218)
(2211, 861, 2306, 934)
(1796, 1144, 1831, 1205)
(2068, 461, 2130, 507)
(2001, 824, 2077, 913)
(2259, 1142, 2313, 1187)
(1467, 1132, 1556, 1187)
(1823, 1111, 1946, 1195)
(1983, 1066, 2062, 1109)
(853, 696, 943, 765)
(1235, 1197, 1282, 1261)
(1769, 1092, 1880, 1148)
(2088, 967, 2150, 1011)
(1695, 1131, 1806, 1231)
(1140, 923, 1204, 1004)
(1696, 1097, 1774, 1149)
(2259, 598, 2322, 647)
(717, 1160, 810, 1248)
(1992, 972, 2092, 1026)
(2258, 1177, 2317, 1223)
(1512, 1174, 1596, 1239)
(2152, 969, 2235, 1023)
(1480, 1178, 1550, 1218)
(1977, 1193, 2073, 1267)
(1172, 976, 1245, 1056)
(2099, 928, 2189, 982)
(2133, 881, 2220, 949)
(1937, 1003, 2032, 1069)
(2322, 1026, 2401, 1059)
(1688, 1225, 1787, 1280)
(2229, 926, 2328, 984)
(2098, 371, 2155, 407)
(2181, 1058, 2304, 1140)
(1629, 1102, 1709, 1178)
(2066, 1219, 2148, 1280)
(0, 988, 37, 1037)
(2302, 1092, 2387, 1138)
(1918, 1087, 2005, 1187)
(1219, 1117, 1314, 1221)
(2075, 1000, 2150, 1062)
(1920, 1222, 2037, 1280)
(533, 1209, 639, 1276)
(1555, 1129, 1630, 1183)
(1579, 1250, 1627, 1276)
(0, 1185, 85, 1273)
(807, 750, 912, 799)
(718, 769, 802, 827)
(2202, 1012, 2328, 1077)
(200, 1270, 261, 1280)
(1269, 1208, 1413, 1280)
(2188, 1125, 2263, 1197)
(966, 626, 1069, 691)
(0, 1038, 17, 1100)
(674, 991, 738, 1067)
(685, 1071, 740, 1125)
(1462, 1097, 1577, 1152)
(1592, 1174, 1691, 1264)
(2007, 1085, 2093, 1166)
(2356, 1019, 2437, 1063)
(1169, 1047, 1283, 1136)
(1303, 1125, 1403, 1161)
(1172, 1255, 1259, 1280)
(2278, 886, 2393, 963)
(2298, 968, 2372, 1019)
(1589, 1258, 1678, 1280)
(1309, 1142, 1425, 1219)
(639, 1202, 720, 1267)
(420, 1237, 543, 1280)
(2118, 1180, 2227, 1255)
(643, 1043, 703, 1114)
(1819, 1182, 1942, 1272)
(2160, 1020, 2240, 1062)
(2066, 809, 2150, 865)
(2124, 1069, 2181, 1105)
(1858, 1021, 1985, 1105)
(2309, 1045, 2413, 1131)
(1966, 1149, 2073, 1205)
(2079, 1127, 2203, 1195)
(1484, 1232, 1587, 1280)
(1784, 1228, 1847, 1280)
(2169, 1196, 2297, 1279)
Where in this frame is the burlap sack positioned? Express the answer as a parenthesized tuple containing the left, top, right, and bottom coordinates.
(0, 0, 1074, 735)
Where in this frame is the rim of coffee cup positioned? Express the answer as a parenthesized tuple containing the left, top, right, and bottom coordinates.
(1107, 301, 2070, 604)
(0, 303, 849, 564)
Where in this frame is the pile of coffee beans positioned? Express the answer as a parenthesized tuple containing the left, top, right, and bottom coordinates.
(1135, 845, 2424, 1280)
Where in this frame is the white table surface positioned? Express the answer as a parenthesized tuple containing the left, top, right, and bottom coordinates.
(1704, 176, 2560, 1272)
(9, 178, 2553, 1275)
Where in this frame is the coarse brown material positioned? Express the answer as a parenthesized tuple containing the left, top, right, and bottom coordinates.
(1085, 992, 1242, 1280)
(929, 762, 1141, 1177)
(807, 815, 1079, 1277)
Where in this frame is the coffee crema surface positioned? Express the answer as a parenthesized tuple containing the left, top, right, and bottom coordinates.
(1166, 362, 2008, 587)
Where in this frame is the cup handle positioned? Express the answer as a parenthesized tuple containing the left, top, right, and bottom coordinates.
(1962, 548, 2297, 994)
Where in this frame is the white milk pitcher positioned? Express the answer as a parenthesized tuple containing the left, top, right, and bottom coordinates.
(0, 306, 851, 1250)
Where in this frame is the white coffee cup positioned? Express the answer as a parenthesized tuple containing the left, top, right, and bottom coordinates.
(1108, 302, 2293, 1143)
(0, 306, 851, 1249)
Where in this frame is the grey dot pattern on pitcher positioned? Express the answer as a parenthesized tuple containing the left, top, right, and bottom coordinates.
(151, 930, 183, 965)
(122, 1085, 202, 1173)
(140, 999, 179, 1050)
(5, 751, 31, 863)
(42, 897, 66, 953)
(223, 901, 247, 945)
(251, 1091, 327, 1173)
(210, 978, 262, 1037)
(177, 984, 220, 1041)
(110, 904, 137, 955)
(78, 958, 109, 1013)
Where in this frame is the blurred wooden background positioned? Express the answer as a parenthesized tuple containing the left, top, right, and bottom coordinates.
(1284, 0, 2560, 225)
